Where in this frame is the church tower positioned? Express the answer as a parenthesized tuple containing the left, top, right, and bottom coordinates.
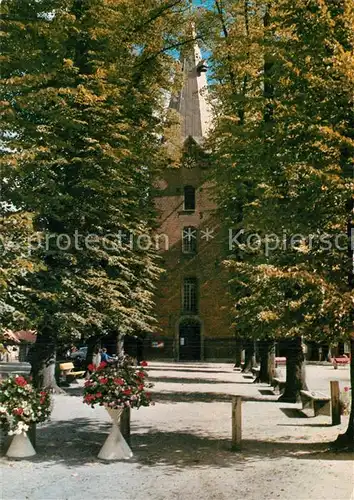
(169, 33, 212, 142)
(150, 36, 234, 361)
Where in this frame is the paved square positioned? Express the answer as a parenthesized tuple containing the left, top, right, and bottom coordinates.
(1, 363, 353, 500)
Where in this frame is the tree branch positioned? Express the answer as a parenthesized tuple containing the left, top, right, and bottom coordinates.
(134, 35, 203, 69)
(126, 0, 186, 40)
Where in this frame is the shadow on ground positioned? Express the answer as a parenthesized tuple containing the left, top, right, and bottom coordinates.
(65, 387, 280, 404)
(148, 376, 254, 385)
(64, 385, 85, 397)
(3, 419, 350, 469)
(259, 389, 275, 396)
(147, 367, 233, 374)
(280, 408, 307, 419)
(147, 376, 238, 385)
(149, 391, 281, 404)
(278, 423, 332, 428)
(148, 364, 234, 372)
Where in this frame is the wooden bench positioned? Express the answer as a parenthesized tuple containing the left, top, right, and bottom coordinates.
(300, 390, 331, 417)
(59, 362, 85, 381)
(271, 377, 286, 394)
(332, 357, 350, 369)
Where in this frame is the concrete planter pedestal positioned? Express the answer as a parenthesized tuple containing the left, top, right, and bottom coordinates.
(1, 423, 36, 456)
(6, 432, 36, 458)
(98, 407, 133, 461)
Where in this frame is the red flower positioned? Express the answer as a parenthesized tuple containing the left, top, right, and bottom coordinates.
(145, 392, 151, 399)
(140, 361, 148, 367)
(137, 371, 145, 379)
(84, 380, 93, 387)
(40, 391, 47, 397)
(114, 378, 125, 386)
(98, 362, 107, 370)
(138, 384, 144, 391)
(99, 377, 108, 384)
(14, 376, 27, 387)
(13, 408, 24, 415)
(96, 392, 102, 398)
(123, 388, 132, 396)
(40, 397, 45, 404)
(87, 364, 95, 372)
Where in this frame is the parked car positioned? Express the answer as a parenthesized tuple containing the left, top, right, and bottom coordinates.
(70, 347, 88, 361)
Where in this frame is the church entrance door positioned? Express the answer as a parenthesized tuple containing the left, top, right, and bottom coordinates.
(179, 320, 201, 361)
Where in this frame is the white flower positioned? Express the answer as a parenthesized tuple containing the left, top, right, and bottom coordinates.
(13, 421, 29, 434)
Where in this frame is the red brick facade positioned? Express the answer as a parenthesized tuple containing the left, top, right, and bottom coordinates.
(149, 162, 235, 361)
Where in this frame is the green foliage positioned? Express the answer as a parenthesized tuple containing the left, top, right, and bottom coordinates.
(0, 212, 40, 329)
(205, 0, 354, 342)
(0, 0, 192, 349)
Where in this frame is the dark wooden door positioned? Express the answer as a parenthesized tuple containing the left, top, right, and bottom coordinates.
(179, 323, 201, 360)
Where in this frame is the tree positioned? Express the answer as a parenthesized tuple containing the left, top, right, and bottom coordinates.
(0, 0, 192, 388)
(0, 211, 38, 331)
(206, 0, 353, 445)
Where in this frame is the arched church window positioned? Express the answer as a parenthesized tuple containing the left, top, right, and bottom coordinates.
(184, 185, 195, 211)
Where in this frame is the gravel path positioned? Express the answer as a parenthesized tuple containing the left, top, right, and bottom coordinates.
(1, 362, 353, 500)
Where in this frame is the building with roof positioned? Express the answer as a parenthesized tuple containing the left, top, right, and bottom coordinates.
(1, 330, 36, 362)
(148, 38, 234, 361)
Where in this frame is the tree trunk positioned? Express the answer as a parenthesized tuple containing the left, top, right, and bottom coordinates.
(136, 335, 145, 364)
(116, 333, 125, 362)
(85, 335, 101, 370)
(333, 337, 354, 451)
(278, 336, 308, 403)
(29, 334, 64, 393)
(120, 407, 131, 445)
(256, 340, 275, 383)
(242, 340, 255, 373)
(234, 337, 242, 368)
(268, 342, 276, 382)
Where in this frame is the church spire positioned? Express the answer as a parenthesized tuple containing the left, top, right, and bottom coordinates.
(169, 28, 212, 144)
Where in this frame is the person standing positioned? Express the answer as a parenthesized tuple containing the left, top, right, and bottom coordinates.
(92, 347, 101, 368)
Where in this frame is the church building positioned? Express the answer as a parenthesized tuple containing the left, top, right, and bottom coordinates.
(147, 38, 235, 361)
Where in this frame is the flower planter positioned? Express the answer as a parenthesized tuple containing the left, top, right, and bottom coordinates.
(98, 407, 133, 461)
(6, 431, 36, 458)
(0, 375, 51, 458)
(1, 423, 36, 456)
(83, 357, 152, 459)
